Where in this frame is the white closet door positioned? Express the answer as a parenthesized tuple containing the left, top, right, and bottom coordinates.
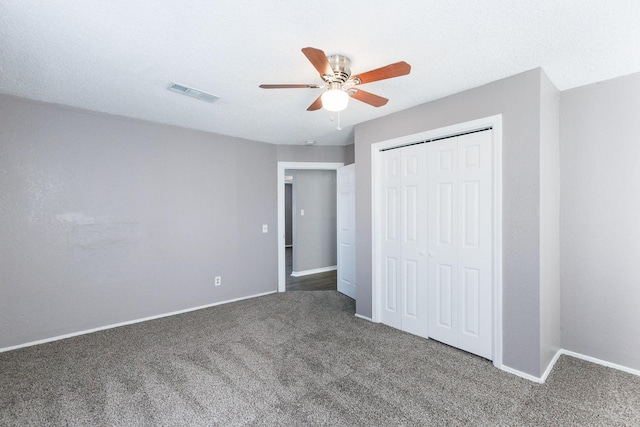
(379, 149, 402, 329)
(379, 146, 428, 337)
(398, 145, 428, 338)
(457, 131, 493, 359)
(426, 131, 493, 360)
(426, 137, 459, 346)
(337, 164, 356, 299)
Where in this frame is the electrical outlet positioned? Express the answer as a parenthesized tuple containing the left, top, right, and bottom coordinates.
(262, 224, 268, 233)
(214, 276, 221, 286)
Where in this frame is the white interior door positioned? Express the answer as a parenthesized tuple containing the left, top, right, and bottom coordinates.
(337, 164, 356, 299)
(427, 130, 493, 360)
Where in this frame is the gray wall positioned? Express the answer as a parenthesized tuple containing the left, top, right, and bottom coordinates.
(277, 144, 350, 163)
(343, 144, 355, 165)
(539, 72, 562, 372)
(292, 170, 337, 272)
(355, 69, 546, 376)
(0, 94, 278, 348)
(560, 72, 640, 371)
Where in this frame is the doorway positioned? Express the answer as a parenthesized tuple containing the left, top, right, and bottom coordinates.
(285, 168, 338, 291)
(277, 162, 344, 293)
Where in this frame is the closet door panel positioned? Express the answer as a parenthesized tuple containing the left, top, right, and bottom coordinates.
(399, 145, 428, 338)
(426, 138, 459, 345)
(457, 131, 493, 360)
(379, 149, 402, 329)
(436, 263, 454, 328)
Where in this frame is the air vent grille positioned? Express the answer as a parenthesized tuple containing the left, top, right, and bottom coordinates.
(168, 83, 220, 103)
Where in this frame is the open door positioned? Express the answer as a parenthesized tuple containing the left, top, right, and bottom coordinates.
(337, 164, 356, 299)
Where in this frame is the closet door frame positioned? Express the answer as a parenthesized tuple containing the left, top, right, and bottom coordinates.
(371, 115, 503, 369)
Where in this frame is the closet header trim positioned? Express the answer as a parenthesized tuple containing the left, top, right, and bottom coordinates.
(380, 127, 492, 152)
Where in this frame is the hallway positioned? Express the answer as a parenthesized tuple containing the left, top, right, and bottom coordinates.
(285, 247, 337, 291)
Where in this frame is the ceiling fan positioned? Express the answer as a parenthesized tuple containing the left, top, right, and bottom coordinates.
(259, 47, 411, 112)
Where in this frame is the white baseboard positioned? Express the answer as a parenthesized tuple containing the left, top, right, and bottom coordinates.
(0, 290, 277, 354)
(501, 348, 639, 384)
(559, 349, 640, 377)
(290, 265, 337, 277)
(500, 364, 545, 383)
(540, 349, 563, 382)
(354, 313, 373, 322)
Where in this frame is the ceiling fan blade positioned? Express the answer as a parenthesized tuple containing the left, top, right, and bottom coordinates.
(302, 47, 333, 78)
(307, 95, 323, 111)
(259, 84, 320, 89)
(349, 88, 389, 107)
(351, 61, 411, 85)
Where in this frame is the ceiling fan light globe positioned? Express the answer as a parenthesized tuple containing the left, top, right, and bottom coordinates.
(321, 89, 349, 112)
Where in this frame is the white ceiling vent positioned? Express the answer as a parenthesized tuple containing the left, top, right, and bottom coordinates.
(168, 83, 220, 103)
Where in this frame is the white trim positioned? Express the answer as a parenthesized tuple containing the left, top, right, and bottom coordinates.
(501, 348, 640, 383)
(354, 313, 373, 322)
(540, 349, 563, 382)
(370, 115, 504, 367)
(0, 290, 277, 354)
(371, 143, 381, 323)
(290, 265, 337, 277)
(492, 115, 504, 369)
(277, 162, 344, 293)
(370, 117, 500, 151)
(501, 349, 562, 383)
(500, 364, 544, 383)
(559, 349, 640, 377)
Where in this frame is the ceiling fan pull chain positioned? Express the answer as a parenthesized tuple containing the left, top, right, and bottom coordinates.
(337, 111, 342, 131)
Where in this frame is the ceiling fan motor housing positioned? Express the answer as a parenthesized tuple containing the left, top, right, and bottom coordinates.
(325, 55, 352, 83)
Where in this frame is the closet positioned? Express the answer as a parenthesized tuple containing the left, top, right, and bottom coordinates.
(377, 129, 494, 360)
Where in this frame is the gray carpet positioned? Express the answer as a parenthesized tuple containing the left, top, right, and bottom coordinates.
(1, 291, 639, 426)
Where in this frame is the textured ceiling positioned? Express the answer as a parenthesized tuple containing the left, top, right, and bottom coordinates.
(1, 1, 639, 146)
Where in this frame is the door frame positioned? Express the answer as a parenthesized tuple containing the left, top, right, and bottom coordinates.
(370, 115, 503, 369)
(277, 162, 344, 292)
